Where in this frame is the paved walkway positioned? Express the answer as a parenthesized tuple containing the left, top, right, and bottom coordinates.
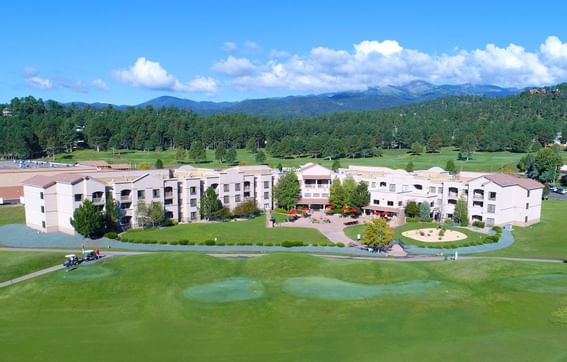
(0, 264, 64, 288)
(279, 212, 362, 244)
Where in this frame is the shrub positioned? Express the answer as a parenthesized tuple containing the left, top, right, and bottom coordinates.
(169, 241, 179, 245)
(217, 242, 226, 246)
(273, 242, 281, 246)
(159, 241, 168, 245)
(204, 239, 216, 246)
(264, 242, 274, 247)
(336, 242, 345, 248)
(188, 241, 196, 245)
(179, 240, 189, 245)
(197, 241, 206, 246)
(406, 217, 419, 223)
(444, 219, 453, 224)
(236, 241, 247, 246)
(311, 242, 319, 247)
(275, 207, 287, 214)
(281, 240, 305, 248)
(142, 240, 152, 244)
(104, 231, 118, 239)
(492, 225, 502, 233)
(439, 228, 446, 237)
(472, 221, 485, 228)
(327, 243, 337, 247)
(255, 242, 264, 246)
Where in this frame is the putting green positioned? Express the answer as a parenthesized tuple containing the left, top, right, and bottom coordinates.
(58, 264, 115, 281)
(499, 273, 567, 294)
(283, 276, 440, 300)
(182, 277, 265, 303)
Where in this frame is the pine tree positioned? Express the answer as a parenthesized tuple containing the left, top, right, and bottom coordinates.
(255, 150, 266, 164)
(273, 172, 300, 210)
(226, 148, 237, 163)
(405, 161, 415, 172)
(419, 202, 431, 222)
(215, 143, 226, 163)
(329, 177, 346, 208)
(446, 160, 457, 174)
(200, 187, 223, 220)
(331, 159, 341, 171)
(70, 200, 104, 238)
(246, 138, 257, 153)
(155, 159, 164, 169)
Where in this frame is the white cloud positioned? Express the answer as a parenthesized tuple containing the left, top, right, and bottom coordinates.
(212, 56, 256, 76)
(223, 41, 237, 52)
(113, 57, 217, 94)
(270, 49, 291, 59)
(23, 66, 38, 77)
(26, 76, 53, 90)
(244, 40, 261, 52)
(91, 78, 109, 91)
(224, 36, 567, 92)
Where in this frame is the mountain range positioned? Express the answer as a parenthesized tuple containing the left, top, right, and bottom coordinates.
(65, 81, 522, 117)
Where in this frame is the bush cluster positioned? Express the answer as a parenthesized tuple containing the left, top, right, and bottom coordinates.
(104, 231, 119, 240)
(406, 217, 419, 223)
(472, 221, 485, 228)
(281, 240, 306, 248)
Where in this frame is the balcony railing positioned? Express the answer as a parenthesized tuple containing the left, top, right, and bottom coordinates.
(448, 192, 458, 198)
(120, 195, 131, 202)
(244, 186, 251, 192)
(164, 192, 174, 199)
(92, 197, 103, 204)
(473, 194, 484, 200)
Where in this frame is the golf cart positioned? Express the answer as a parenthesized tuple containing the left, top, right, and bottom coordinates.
(83, 250, 99, 262)
(63, 254, 80, 268)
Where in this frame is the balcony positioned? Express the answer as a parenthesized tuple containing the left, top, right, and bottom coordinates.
(244, 186, 251, 192)
(164, 192, 174, 199)
(92, 197, 104, 205)
(448, 192, 458, 198)
(120, 195, 131, 202)
(473, 194, 484, 201)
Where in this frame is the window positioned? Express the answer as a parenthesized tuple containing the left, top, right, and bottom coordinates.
(380, 182, 387, 188)
(525, 216, 528, 223)
(264, 203, 270, 209)
(190, 198, 197, 207)
(224, 184, 229, 192)
(190, 212, 197, 220)
(74, 194, 83, 202)
(264, 181, 270, 189)
(488, 192, 496, 201)
(304, 193, 312, 197)
(371, 182, 376, 188)
(223, 196, 229, 204)
(152, 189, 160, 198)
(190, 186, 197, 195)
(235, 195, 241, 203)
(527, 190, 531, 197)
(398, 201, 403, 206)
(526, 203, 529, 209)
(373, 199, 380, 205)
(321, 193, 329, 197)
(429, 186, 436, 193)
(430, 202, 434, 207)
(389, 184, 396, 192)
(414, 184, 423, 190)
(40, 192, 44, 200)
(486, 218, 495, 227)
(42, 221, 46, 228)
(235, 183, 241, 191)
(387, 201, 394, 206)
(40, 206, 44, 213)
(264, 192, 269, 200)
(487, 204, 496, 213)
(137, 190, 145, 200)
(437, 187, 443, 194)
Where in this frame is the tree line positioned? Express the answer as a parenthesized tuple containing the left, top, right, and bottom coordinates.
(1, 84, 567, 160)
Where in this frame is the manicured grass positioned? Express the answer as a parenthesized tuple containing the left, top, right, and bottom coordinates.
(0, 206, 25, 226)
(345, 221, 488, 248)
(51, 147, 527, 172)
(1, 253, 567, 361)
(394, 222, 487, 248)
(489, 200, 567, 259)
(0, 252, 62, 282)
(121, 216, 328, 244)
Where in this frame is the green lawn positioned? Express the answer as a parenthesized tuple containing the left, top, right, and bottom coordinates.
(489, 200, 567, 259)
(122, 216, 328, 244)
(1, 253, 567, 361)
(0, 252, 62, 282)
(345, 221, 487, 248)
(51, 147, 528, 172)
(0, 206, 25, 226)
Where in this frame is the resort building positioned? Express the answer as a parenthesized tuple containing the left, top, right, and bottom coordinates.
(23, 162, 543, 234)
(23, 165, 276, 234)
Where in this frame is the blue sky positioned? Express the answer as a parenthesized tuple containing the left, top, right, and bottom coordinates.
(2, 0, 567, 104)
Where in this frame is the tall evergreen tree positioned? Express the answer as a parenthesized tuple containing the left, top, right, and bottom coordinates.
(200, 187, 223, 220)
(273, 172, 300, 210)
(70, 200, 104, 238)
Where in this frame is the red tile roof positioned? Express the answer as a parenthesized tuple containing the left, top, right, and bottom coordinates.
(0, 186, 23, 200)
(484, 173, 543, 190)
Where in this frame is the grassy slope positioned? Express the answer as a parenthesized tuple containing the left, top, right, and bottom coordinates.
(122, 216, 329, 243)
(0, 206, 25, 226)
(0, 252, 62, 282)
(1, 253, 566, 361)
(489, 200, 567, 259)
(52, 147, 526, 171)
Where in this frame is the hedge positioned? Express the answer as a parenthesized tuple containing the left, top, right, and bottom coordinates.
(104, 231, 118, 240)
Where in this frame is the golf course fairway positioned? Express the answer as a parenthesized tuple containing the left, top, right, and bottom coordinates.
(1, 253, 566, 361)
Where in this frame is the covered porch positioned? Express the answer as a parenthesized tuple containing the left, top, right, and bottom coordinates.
(361, 205, 403, 218)
(296, 197, 330, 211)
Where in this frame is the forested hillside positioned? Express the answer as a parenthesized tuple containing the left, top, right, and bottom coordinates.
(1, 84, 566, 161)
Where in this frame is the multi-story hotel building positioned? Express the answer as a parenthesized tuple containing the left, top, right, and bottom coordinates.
(23, 162, 542, 234)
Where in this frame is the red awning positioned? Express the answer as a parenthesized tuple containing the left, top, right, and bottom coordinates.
(287, 209, 298, 215)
